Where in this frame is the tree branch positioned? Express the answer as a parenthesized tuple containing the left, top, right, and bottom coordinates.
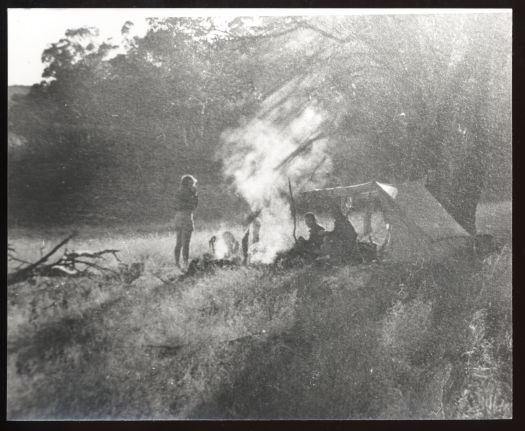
(216, 25, 302, 43)
(7, 232, 77, 286)
(273, 132, 326, 172)
(297, 21, 415, 93)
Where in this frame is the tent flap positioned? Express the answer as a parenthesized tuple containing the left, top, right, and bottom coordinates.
(393, 182, 471, 241)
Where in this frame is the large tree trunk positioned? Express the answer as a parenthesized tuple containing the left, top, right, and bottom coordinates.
(447, 148, 484, 235)
(426, 16, 496, 235)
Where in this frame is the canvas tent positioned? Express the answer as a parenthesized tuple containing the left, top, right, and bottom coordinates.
(301, 180, 472, 263)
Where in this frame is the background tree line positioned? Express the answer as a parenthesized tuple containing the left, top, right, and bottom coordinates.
(8, 14, 511, 233)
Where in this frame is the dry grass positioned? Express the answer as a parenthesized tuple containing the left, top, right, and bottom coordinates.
(8, 226, 220, 271)
(7, 200, 512, 419)
(7, 241, 300, 419)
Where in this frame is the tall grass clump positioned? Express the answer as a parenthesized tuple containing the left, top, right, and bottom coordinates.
(194, 243, 512, 420)
(381, 297, 433, 362)
(447, 244, 512, 419)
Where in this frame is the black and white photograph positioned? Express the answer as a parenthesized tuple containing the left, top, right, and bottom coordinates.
(7, 8, 512, 420)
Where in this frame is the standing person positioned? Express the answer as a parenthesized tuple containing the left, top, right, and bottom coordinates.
(174, 175, 198, 269)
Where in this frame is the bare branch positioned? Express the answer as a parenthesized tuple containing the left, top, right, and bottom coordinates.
(7, 232, 77, 286)
(73, 260, 119, 275)
(66, 249, 120, 260)
(8, 254, 33, 266)
(216, 25, 302, 43)
(273, 132, 326, 172)
(297, 21, 415, 93)
(7, 234, 122, 286)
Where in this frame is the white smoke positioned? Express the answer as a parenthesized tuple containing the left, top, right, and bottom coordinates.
(221, 89, 333, 263)
(213, 234, 229, 259)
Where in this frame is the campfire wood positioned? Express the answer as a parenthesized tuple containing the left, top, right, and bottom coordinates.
(242, 230, 250, 265)
(288, 177, 298, 243)
(181, 254, 243, 279)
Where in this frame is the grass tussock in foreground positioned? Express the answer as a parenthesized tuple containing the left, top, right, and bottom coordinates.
(191, 246, 512, 419)
(7, 229, 511, 419)
(7, 259, 301, 419)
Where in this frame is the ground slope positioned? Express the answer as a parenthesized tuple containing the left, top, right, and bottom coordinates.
(7, 201, 512, 419)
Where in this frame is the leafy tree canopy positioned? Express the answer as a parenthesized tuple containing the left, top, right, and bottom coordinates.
(8, 14, 511, 231)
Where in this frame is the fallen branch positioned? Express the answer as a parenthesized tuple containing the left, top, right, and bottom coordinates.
(7, 232, 77, 286)
(7, 232, 121, 286)
(73, 259, 120, 275)
(8, 254, 33, 266)
(66, 249, 121, 262)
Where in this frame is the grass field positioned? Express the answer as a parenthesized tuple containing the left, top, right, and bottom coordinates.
(7, 201, 512, 419)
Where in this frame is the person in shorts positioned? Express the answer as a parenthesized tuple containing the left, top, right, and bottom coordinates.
(174, 175, 198, 269)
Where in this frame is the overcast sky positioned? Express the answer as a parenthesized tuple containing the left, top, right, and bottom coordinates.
(8, 8, 510, 86)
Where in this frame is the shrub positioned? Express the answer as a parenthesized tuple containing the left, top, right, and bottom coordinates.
(453, 311, 512, 419)
(445, 244, 512, 419)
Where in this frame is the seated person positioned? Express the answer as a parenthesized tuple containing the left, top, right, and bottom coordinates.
(295, 212, 326, 257)
(209, 231, 240, 259)
(323, 204, 358, 264)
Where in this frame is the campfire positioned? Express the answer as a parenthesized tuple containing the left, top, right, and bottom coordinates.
(209, 231, 240, 260)
(220, 83, 333, 266)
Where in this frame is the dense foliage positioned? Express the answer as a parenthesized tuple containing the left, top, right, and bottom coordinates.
(8, 14, 511, 230)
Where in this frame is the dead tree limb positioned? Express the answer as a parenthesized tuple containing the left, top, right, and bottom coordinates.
(7, 232, 77, 286)
(8, 253, 33, 266)
(30, 232, 77, 270)
(7, 232, 121, 286)
(73, 260, 120, 275)
(66, 249, 121, 261)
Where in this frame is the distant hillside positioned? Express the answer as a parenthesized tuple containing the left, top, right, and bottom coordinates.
(8, 85, 30, 107)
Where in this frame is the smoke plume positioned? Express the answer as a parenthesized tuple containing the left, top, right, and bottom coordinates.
(221, 78, 333, 263)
